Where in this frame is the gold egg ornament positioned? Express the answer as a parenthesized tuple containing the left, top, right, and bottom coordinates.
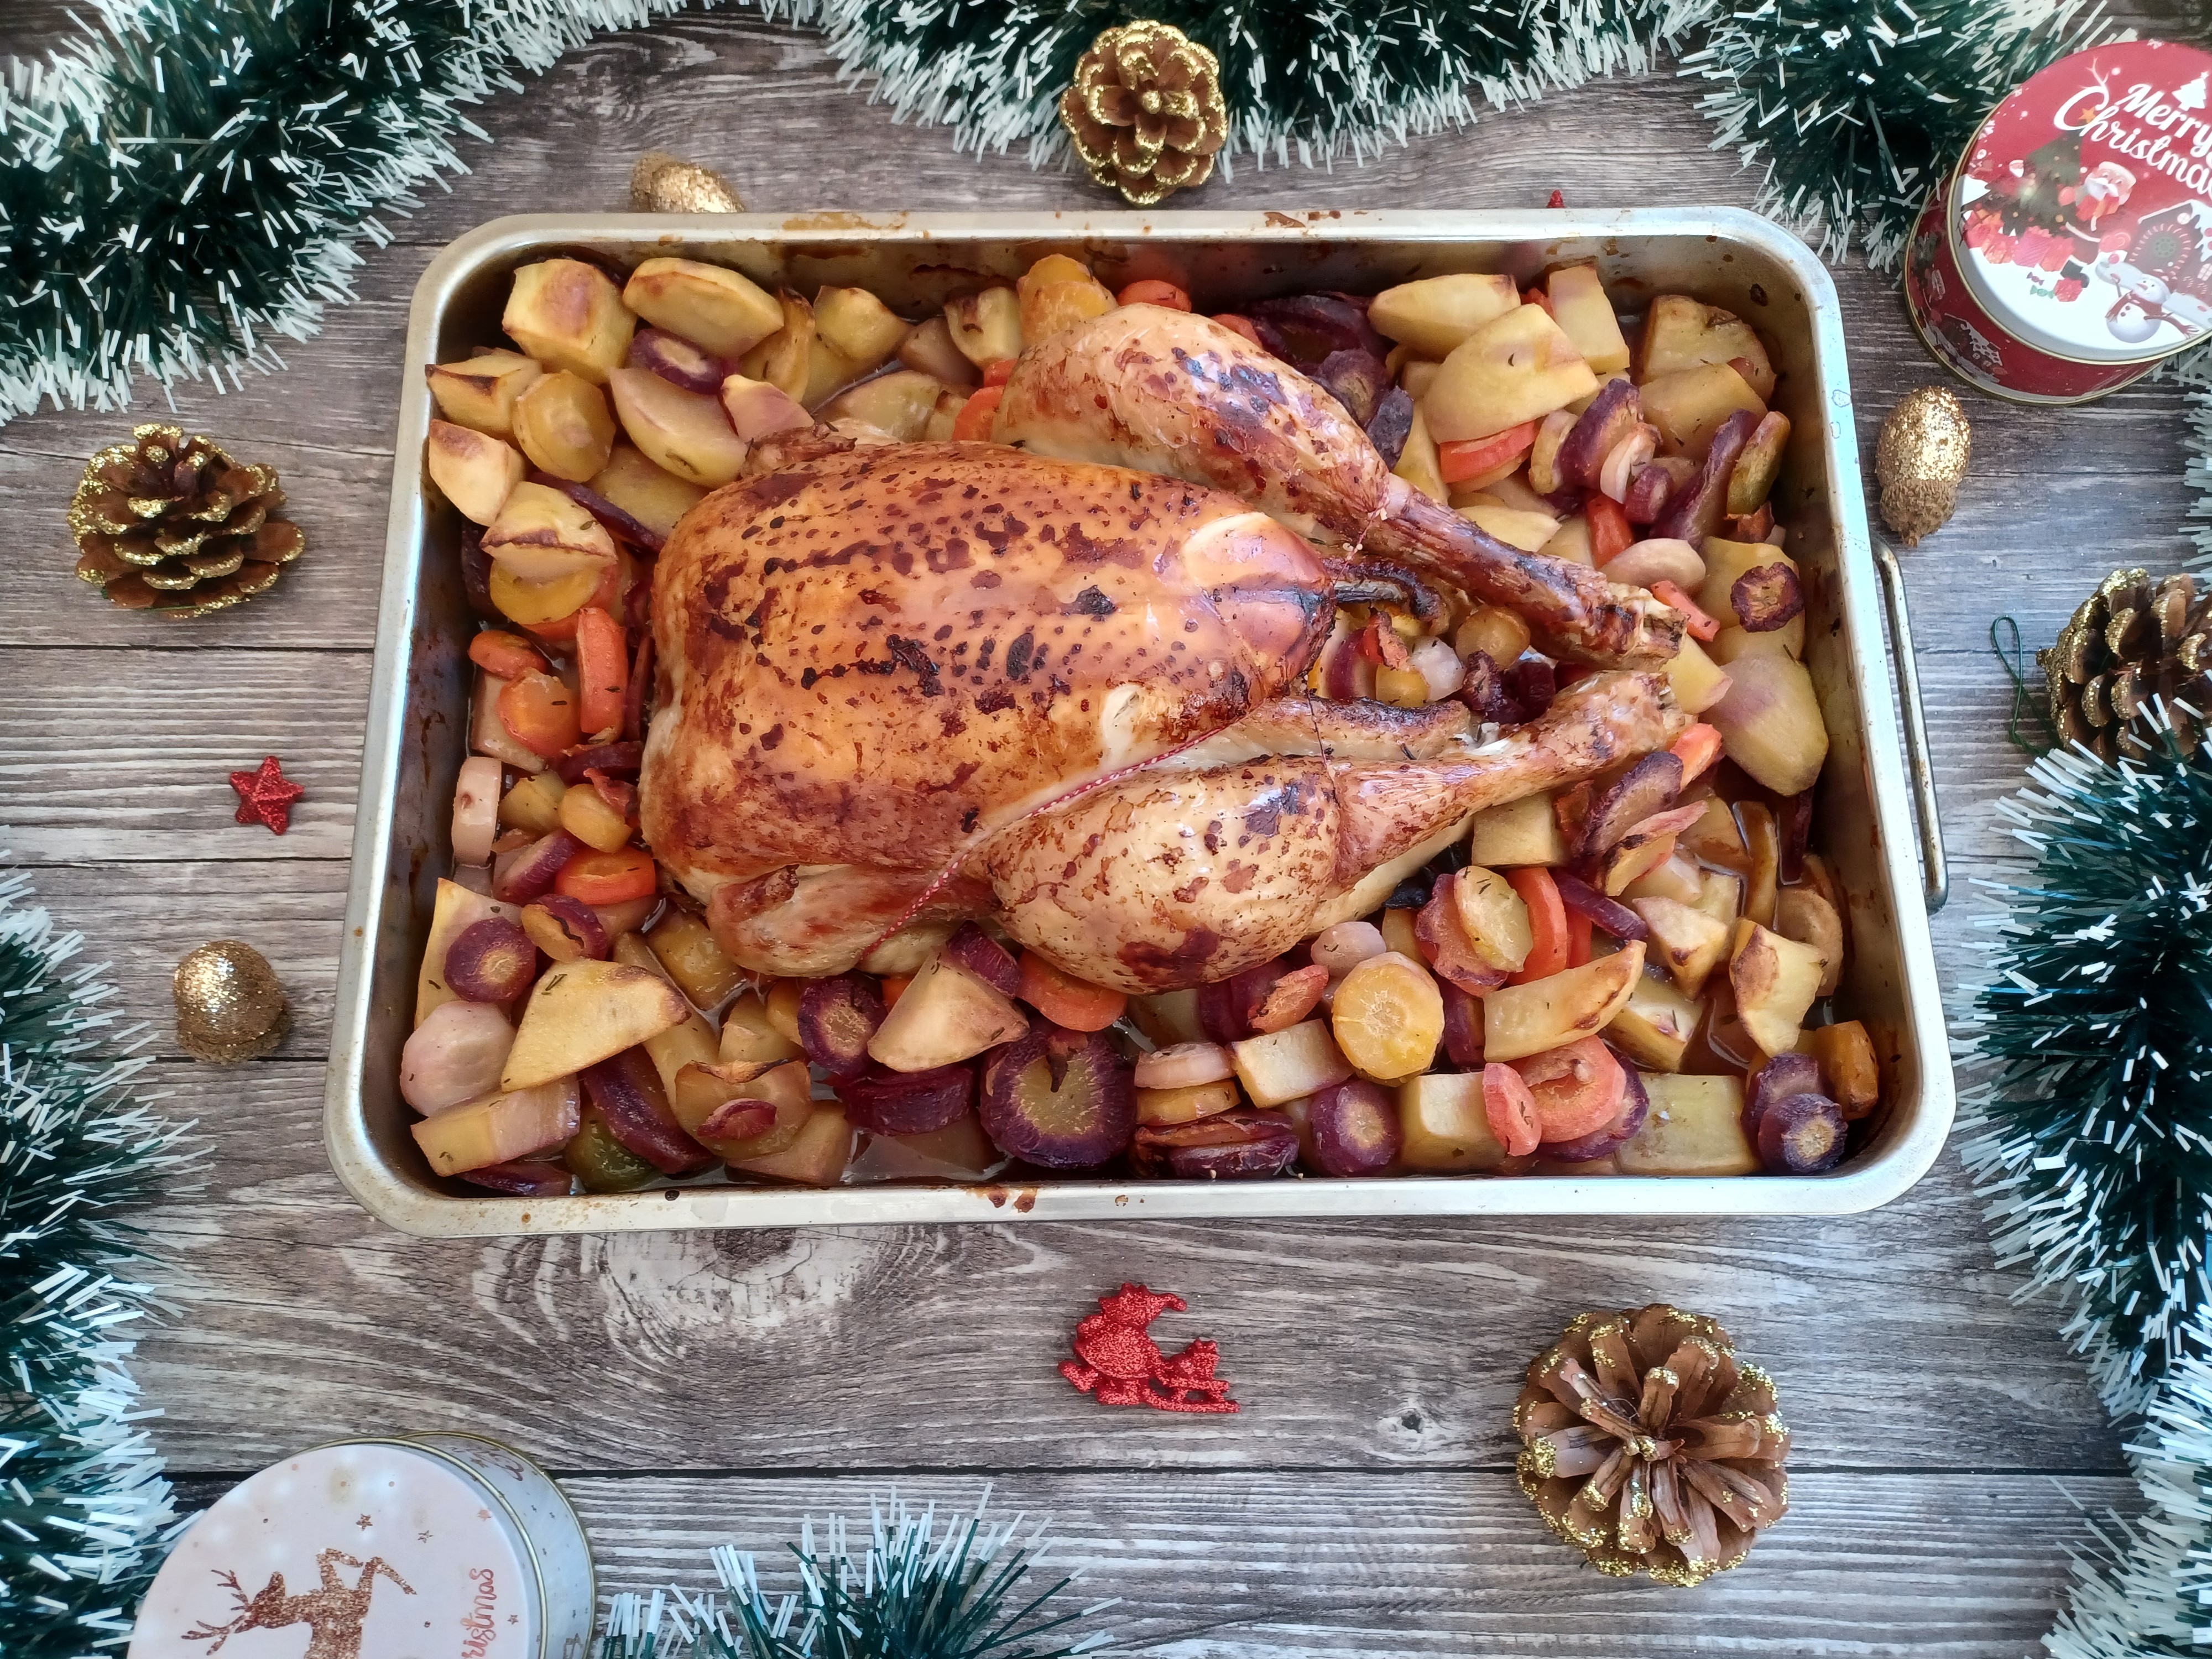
(1874, 386, 1972, 547)
(628, 152, 743, 213)
(174, 940, 289, 1064)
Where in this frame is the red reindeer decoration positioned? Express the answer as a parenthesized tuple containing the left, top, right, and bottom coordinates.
(1060, 1283, 1239, 1413)
(182, 1551, 415, 1659)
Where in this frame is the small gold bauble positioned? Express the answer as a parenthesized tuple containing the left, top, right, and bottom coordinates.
(1874, 385, 1972, 547)
(174, 940, 289, 1065)
(628, 151, 743, 213)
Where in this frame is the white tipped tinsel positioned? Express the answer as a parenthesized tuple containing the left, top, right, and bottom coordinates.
(0, 869, 195, 1659)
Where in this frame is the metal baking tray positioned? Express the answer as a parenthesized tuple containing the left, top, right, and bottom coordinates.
(329, 208, 1953, 1235)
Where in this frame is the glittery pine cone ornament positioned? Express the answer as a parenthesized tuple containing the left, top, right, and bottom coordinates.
(1060, 22, 1228, 207)
(2040, 568, 2212, 762)
(1874, 386, 1971, 546)
(1516, 1305, 1790, 1586)
(71, 425, 304, 617)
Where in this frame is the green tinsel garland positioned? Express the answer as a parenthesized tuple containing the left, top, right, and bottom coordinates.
(1958, 724, 2212, 1656)
(0, 872, 193, 1659)
(0, 0, 2121, 427)
(597, 1495, 1112, 1659)
(1681, 0, 2114, 268)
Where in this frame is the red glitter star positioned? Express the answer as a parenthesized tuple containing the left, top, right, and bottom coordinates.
(229, 755, 305, 834)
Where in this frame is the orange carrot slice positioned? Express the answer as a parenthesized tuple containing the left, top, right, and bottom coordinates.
(1515, 1037, 1627, 1143)
(1483, 1063, 1541, 1156)
(953, 385, 1004, 441)
(1651, 578, 1721, 641)
(1564, 907, 1594, 968)
(496, 670, 580, 759)
(1117, 279, 1192, 311)
(1671, 722, 1725, 782)
(1438, 420, 1538, 486)
(555, 847, 657, 905)
(467, 630, 545, 680)
(981, 357, 1016, 387)
(1016, 952, 1128, 1032)
(1505, 867, 1569, 984)
(1587, 493, 1632, 565)
(573, 605, 628, 739)
(1211, 314, 1263, 346)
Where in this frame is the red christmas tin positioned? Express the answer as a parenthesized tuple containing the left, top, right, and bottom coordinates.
(1904, 38, 2212, 403)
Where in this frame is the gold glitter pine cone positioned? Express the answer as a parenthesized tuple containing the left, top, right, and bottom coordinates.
(629, 150, 743, 213)
(1515, 1305, 1790, 1587)
(71, 425, 304, 617)
(1874, 385, 1972, 547)
(2040, 567, 2212, 762)
(173, 939, 290, 1065)
(1060, 21, 1228, 208)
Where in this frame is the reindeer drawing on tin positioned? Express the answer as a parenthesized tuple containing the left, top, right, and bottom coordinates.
(182, 1551, 415, 1659)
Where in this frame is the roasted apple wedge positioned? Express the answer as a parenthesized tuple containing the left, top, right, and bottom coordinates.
(866, 952, 1027, 1072)
(427, 348, 543, 439)
(1368, 272, 1520, 358)
(425, 421, 525, 526)
(1425, 303, 1599, 442)
(608, 367, 749, 488)
(504, 258, 635, 383)
(1635, 294, 1778, 401)
(500, 959, 691, 1091)
(1481, 941, 1646, 1062)
(1727, 919, 1826, 1058)
(622, 257, 785, 358)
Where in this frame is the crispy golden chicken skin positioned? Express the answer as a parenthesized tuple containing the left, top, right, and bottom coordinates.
(641, 442, 1333, 900)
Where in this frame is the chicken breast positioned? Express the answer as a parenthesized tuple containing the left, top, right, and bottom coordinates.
(643, 443, 1333, 901)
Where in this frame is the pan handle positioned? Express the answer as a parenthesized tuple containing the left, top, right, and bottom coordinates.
(1871, 536, 1948, 914)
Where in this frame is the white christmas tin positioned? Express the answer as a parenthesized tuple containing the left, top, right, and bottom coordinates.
(129, 1436, 593, 1659)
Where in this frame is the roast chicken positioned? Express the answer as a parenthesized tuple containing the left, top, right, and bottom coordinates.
(995, 304, 1684, 669)
(643, 441, 1687, 993)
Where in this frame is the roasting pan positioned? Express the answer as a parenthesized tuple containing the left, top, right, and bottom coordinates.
(330, 208, 1952, 1235)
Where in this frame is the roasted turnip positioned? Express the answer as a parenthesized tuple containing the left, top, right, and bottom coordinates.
(401, 1000, 516, 1114)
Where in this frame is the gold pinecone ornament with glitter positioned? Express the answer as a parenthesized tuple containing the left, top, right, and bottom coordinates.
(1515, 1305, 1790, 1585)
(2040, 568, 2212, 761)
(71, 424, 304, 617)
(1060, 22, 1228, 207)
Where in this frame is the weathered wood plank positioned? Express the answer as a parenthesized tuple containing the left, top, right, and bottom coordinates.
(0, 649, 364, 862)
(567, 1471, 2141, 1658)
(123, 1062, 2112, 1475)
(144, 1467, 2136, 1656)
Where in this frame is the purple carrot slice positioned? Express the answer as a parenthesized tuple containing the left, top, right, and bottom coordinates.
(798, 972, 887, 1082)
(1307, 1079, 1403, 1176)
(841, 1062, 975, 1136)
(942, 922, 1022, 997)
(979, 1024, 1136, 1169)
(1757, 1093, 1848, 1173)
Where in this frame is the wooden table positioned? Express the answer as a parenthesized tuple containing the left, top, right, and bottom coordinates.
(6, 6, 2205, 1651)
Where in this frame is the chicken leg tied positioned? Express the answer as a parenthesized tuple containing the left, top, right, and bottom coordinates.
(994, 304, 1684, 668)
(979, 671, 1687, 992)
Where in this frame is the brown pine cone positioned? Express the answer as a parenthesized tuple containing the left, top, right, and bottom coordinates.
(70, 424, 304, 617)
(1059, 22, 1228, 208)
(2041, 568, 2212, 761)
(1516, 1305, 1790, 1586)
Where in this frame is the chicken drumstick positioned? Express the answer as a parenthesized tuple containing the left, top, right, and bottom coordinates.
(994, 304, 1683, 669)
